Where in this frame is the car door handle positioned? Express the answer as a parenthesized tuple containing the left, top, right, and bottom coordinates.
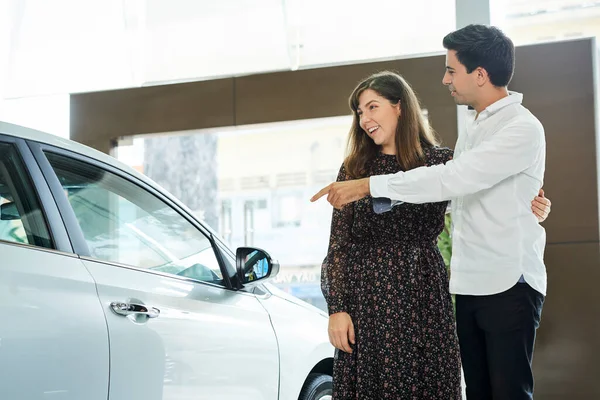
(110, 302, 160, 319)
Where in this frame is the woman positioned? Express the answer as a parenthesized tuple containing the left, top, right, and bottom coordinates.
(321, 71, 462, 399)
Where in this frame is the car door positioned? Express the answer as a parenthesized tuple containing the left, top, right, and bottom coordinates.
(0, 136, 109, 400)
(34, 144, 280, 400)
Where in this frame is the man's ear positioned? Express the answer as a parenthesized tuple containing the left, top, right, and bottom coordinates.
(476, 67, 490, 87)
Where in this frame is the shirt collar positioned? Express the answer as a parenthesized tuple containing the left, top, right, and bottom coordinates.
(468, 91, 523, 121)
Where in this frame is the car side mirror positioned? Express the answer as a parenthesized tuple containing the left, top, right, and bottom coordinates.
(236, 247, 280, 287)
(0, 202, 19, 220)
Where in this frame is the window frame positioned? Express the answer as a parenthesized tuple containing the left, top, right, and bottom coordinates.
(28, 141, 236, 290)
(0, 134, 73, 253)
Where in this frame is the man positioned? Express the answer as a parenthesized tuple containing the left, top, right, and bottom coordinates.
(311, 25, 550, 400)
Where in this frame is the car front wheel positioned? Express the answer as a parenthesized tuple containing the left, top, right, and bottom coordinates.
(298, 373, 333, 400)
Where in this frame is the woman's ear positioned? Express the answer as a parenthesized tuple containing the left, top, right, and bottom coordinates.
(395, 101, 402, 117)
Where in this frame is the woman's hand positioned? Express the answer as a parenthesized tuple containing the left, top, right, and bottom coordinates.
(532, 189, 551, 223)
(328, 312, 356, 353)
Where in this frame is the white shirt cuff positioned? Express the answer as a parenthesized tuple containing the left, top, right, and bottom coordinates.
(369, 174, 391, 198)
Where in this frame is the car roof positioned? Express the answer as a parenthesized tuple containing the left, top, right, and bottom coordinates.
(0, 121, 222, 239)
(0, 121, 126, 170)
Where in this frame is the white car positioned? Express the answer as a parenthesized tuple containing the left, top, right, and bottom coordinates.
(0, 121, 334, 400)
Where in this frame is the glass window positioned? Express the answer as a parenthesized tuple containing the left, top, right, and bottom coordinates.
(5, 0, 455, 97)
(0, 142, 53, 249)
(284, 0, 455, 69)
(273, 192, 303, 228)
(491, 0, 600, 46)
(45, 152, 230, 285)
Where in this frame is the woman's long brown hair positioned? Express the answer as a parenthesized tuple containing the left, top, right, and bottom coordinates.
(344, 71, 440, 178)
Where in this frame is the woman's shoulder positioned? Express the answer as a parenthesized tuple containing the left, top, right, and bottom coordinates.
(336, 161, 353, 181)
(424, 145, 453, 166)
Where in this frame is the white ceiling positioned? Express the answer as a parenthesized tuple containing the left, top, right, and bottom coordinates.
(1, 0, 455, 98)
(1, 0, 595, 99)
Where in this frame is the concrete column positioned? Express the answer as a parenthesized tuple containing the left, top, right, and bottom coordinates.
(455, 0, 491, 28)
(453, 0, 491, 140)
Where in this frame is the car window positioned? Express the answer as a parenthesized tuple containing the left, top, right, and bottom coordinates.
(0, 142, 53, 249)
(216, 241, 236, 273)
(45, 151, 224, 285)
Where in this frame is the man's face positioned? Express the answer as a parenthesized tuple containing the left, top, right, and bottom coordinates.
(442, 50, 478, 107)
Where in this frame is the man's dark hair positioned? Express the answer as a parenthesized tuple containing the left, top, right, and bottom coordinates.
(443, 24, 515, 87)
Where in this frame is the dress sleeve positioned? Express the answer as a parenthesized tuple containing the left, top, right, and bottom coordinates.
(321, 163, 355, 315)
(429, 147, 454, 214)
(435, 147, 454, 164)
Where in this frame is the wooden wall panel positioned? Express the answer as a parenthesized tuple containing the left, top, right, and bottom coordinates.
(534, 242, 600, 399)
(70, 78, 235, 147)
(511, 39, 599, 243)
(234, 55, 458, 148)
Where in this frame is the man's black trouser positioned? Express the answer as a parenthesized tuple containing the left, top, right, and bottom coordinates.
(456, 282, 544, 400)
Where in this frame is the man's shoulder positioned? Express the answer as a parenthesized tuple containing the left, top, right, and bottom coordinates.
(500, 104, 544, 133)
(521, 107, 544, 132)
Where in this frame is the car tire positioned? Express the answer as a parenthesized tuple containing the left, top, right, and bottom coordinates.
(298, 373, 333, 400)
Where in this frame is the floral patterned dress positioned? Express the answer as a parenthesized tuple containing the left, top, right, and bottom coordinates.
(321, 147, 461, 399)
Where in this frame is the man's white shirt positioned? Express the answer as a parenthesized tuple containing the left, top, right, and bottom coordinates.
(370, 92, 547, 296)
